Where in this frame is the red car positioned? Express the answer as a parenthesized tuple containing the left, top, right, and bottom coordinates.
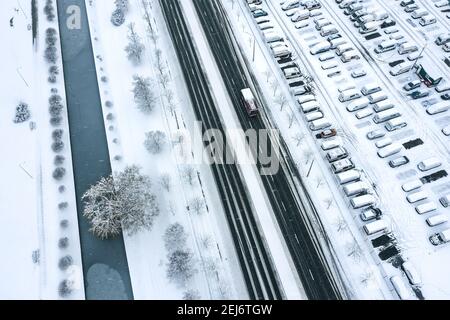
(316, 128, 337, 139)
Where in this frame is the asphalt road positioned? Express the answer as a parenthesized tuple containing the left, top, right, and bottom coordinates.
(56, 0, 133, 300)
(160, 0, 283, 300)
(190, 0, 345, 300)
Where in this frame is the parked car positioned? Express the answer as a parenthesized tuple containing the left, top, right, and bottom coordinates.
(316, 128, 337, 139)
(367, 129, 386, 140)
(253, 9, 268, 18)
(400, 0, 415, 7)
(409, 90, 430, 99)
(404, 3, 419, 13)
(351, 68, 367, 78)
(440, 194, 450, 208)
(403, 80, 421, 91)
(389, 156, 410, 168)
(332, 158, 355, 174)
(381, 19, 396, 28)
(360, 206, 383, 222)
(430, 229, 450, 246)
(442, 93, 450, 100)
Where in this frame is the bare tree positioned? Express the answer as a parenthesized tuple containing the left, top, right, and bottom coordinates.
(274, 93, 287, 112)
(302, 149, 314, 165)
(360, 270, 374, 287)
(125, 23, 145, 65)
(293, 133, 305, 147)
(189, 197, 205, 215)
(347, 241, 363, 262)
(181, 166, 197, 186)
(159, 173, 172, 192)
(324, 198, 334, 210)
(262, 69, 272, 83)
(287, 112, 295, 128)
(334, 217, 348, 233)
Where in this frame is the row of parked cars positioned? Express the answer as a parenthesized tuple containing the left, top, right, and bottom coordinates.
(338, 0, 450, 138)
(400, 158, 450, 246)
(398, 0, 437, 26)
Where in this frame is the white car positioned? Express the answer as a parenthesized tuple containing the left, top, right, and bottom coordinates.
(435, 0, 450, 8)
(443, 125, 450, 136)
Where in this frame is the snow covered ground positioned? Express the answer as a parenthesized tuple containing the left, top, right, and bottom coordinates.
(0, 0, 84, 299)
(229, 0, 450, 299)
(85, 0, 248, 300)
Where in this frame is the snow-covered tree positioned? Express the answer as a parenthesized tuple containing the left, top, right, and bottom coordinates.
(166, 249, 197, 287)
(111, 0, 129, 26)
(111, 9, 125, 26)
(125, 23, 145, 65)
(44, 45, 58, 64)
(132, 75, 156, 114)
(183, 289, 201, 301)
(83, 166, 160, 239)
(48, 65, 59, 83)
(144, 130, 167, 154)
(13, 102, 31, 123)
(44, 0, 55, 22)
(58, 279, 74, 297)
(83, 176, 122, 239)
(115, 0, 129, 13)
(115, 166, 159, 236)
(181, 166, 197, 186)
(53, 167, 67, 181)
(164, 223, 188, 252)
(189, 197, 205, 215)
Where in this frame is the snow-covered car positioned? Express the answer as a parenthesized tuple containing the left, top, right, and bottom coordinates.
(403, 80, 421, 91)
(409, 90, 430, 100)
(367, 129, 386, 140)
(389, 156, 410, 168)
(331, 158, 355, 174)
(360, 206, 382, 222)
(435, 0, 450, 8)
(440, 194, 450, 208)
(316, 128, 337, 139)
(326, 147, 348, 163)
(430, 229, 450, 246)
(351, 68, 367, 78)
(404, 3, 419, 13)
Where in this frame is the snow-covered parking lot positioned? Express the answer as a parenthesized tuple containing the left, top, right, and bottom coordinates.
(233, 0, 450, 299)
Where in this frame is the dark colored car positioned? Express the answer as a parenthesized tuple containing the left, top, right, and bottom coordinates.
(400, 0, 415, 7)
(253, 9, 268, 18)
(409, 90, 430, 99)
(381, 19, 396, 29)
(442, 93, 450, 100)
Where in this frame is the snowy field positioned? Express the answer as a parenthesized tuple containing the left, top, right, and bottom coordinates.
(0, 0, 83, 299)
